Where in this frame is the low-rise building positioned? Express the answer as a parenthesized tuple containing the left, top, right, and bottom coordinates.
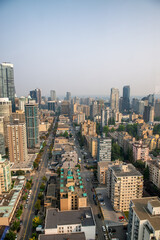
(127, 197, 160, 240)
(44, 207, 96, 240)
(39, 232, 86, 240)
(107, 163, 143, 211)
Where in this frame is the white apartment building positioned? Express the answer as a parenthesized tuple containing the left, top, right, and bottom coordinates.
(147, 160, 160, 189)
(44, 207, 96, 240)
(97, 137, 111, 162)
(107, 163, 143, 211)
(127, 197, 160, 240)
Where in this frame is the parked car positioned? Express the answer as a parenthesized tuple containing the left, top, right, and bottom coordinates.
(102, 226, 106, 232)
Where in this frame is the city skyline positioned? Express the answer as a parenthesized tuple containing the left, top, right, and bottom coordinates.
(1, 0, 160, 97)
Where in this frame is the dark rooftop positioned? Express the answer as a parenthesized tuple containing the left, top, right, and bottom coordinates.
(45, 207, 95, 229)
(39, 232, 86, 240)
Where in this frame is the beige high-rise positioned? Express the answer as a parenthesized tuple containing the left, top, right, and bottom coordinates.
(0, 98, 12, 147)
(7, 121, 28, 162)
(0, 155, 11, 194)
(107, 163, 143, 211)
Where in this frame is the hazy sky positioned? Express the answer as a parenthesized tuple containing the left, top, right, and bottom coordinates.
(1, 0, 160, 97)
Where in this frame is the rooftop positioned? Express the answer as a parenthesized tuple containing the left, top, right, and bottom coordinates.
(111, 163, 142, 177)
(45, 207, 95, 229)
(39, 232, 86, 240)
(132, 197, 160, 231)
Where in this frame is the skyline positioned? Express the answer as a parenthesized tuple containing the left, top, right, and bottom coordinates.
(1, 0, 160, 96)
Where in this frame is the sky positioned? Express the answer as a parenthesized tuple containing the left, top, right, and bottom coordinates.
(0, 0, 160, 97)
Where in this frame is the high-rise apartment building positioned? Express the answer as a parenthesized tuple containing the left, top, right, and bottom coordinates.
(61, 101, 71, 115)
(147, 160, 160, 189)
(90, 101, 98, 119)
(66, 92, 71, 102)
(19, 96, 26, 112)
(81, 120, 96, 137)
(154, 99, 160, 119)
(30, 88, 41, 105)
(7, 120, 28, 162)
(143, 106, 154, 123)
(25, 103, 39, 149)
(122, 85, 130, 112)
(0, 155, 11, 194)
(110, 88, 119, 111)
(10, 110, 25, 124)
(97, 137, 111, 162)
(0, 98, 12, 147)
(127, 197, 160, 240)
(0, 117, 5, 156)
(50, 90, 56, 101)
(0, 63, 16, 111)
(107, 163, 143, 211)
(48, 101, 56, 112)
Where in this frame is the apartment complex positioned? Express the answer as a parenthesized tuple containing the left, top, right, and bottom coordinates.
(107, 163, 143, 211)
(81, 120, 96, 137)
(97, 137, 112, 162)
(0, 156, 11, 194)
(133, 141, 149, 162)
(147, 160, 160, 189)
(127, 197, 160, 240)
(60, 168, 87, 211)
(7, 121, 28, 162)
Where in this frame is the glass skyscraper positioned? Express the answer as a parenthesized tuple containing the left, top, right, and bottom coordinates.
(0, 63, 16, 111)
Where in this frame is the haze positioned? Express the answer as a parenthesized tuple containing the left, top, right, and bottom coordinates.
(0, 0, 160, 97)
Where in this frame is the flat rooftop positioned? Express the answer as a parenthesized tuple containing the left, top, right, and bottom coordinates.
(10, 154, 36, 171)
(132, 197, 160, 230)
(111, 163, 142, 177)
(45, 207, 95, 229)
(39, 232, 86, 240)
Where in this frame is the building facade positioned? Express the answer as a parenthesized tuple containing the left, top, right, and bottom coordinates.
(97, 137, 111, 162)
(110, 88, 119, 111)
(0, 156, 11, 194)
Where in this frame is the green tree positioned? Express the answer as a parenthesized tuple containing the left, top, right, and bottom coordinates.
(4, 230, 16, 240)
(33, 161, 38, 169)
(40, 183, 45, 191)
(103, 126, 109, 137)
(35, 199, 41, 211)
(63, 131, 68, 138)
(26, 182, 31, 190)
(118, 124, 125, 132)
(96, 122, 101, 135)
(32, 216, 42, 228)
(108, 117, 115, 125)
(16, 208, 22, 218)
(110, 127, 115, 132)
(38, 192, 44, 201)
(111, 143, 121, 161)
(11, 220, 20, 231)
(42, 176, 47, 182)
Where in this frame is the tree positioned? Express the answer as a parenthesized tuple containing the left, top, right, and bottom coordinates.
(96, 122, 101, 135)
(108, 117, 115, 125)
(26, 182, 31, 190)
(118, 124, 125, 132)
(103, 126, 109, 137)
(110, 127, 115, 132)
(42, 176, 47, 182)
(32, 216, 42, 228)
(35, 199, 41, 211)
(40, 183, 45, 191)
(111, 143, 121, 161)
(38, 192, 44, 201)
(11, 220, 20, 231)
(33, 161, 38, 169)
(16, 208, 22, 218)
(63, 131, 68, 138)
(4, 230, 16, 240)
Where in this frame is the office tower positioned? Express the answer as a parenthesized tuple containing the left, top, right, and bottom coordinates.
(148, 94, 155, 106)
(137, 100, 145, 115)
(154, 99, 160, 119)
(0, 98, 12, 147)
(0, 118, 5, 155)
(0, 63, 16, 111)
(50, 90, 56, 101)
(110, 88, 119, 111)
(48, 101, 56, 112)
(132, 98, 139, 113)
(127, 197, 160, 240)
(122, 85, 130, 112)
(119, 97, 123, 112)
(90, 101, 98, 119)
(0, 155, 11, 194)
(81, 120, 96, 137)
(19, 96, 26, 112)
(30, 88, 41, 105)
(107, 163, 143, 211)
(97, 137, 111, 162)
(7, 120, 28, 162)
(143, 106, 154, 123)
(101, 109, 105, 129)
(61, 101, 70, 115)
(66, 92, 71, 102)
(60, 168, 87, 211)
(25, 103, 39, 149)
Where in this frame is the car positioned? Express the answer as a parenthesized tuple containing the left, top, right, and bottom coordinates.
(25, 204, 27, 209)
(102, 226, 106, 232)
(100, 202, 105, 206)
(86, 178, 89, 182)
(119, 216, 124, 220)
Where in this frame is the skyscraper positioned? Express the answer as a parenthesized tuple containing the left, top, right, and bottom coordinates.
(66, 92, 71, 102)
(25, 103, 39, 149)
(0, 63, 16, 111)
(122, 85, 130, 112)
(30, 88, 41, 105)
(110, 88, 119, 111)
(7, 120, 28, 162)
(50, 90, 56, 101)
